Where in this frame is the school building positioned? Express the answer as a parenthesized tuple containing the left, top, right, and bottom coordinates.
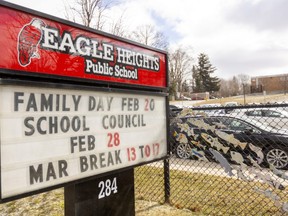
(251, 73, 288, 94)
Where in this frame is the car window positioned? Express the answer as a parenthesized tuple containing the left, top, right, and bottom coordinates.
(245, 110, 262, 116)
(169, 105, 178, 110)
(262, 110, 282, 117)
(216, 117, 261, 133)
(217, 118, 245, 130)
(203, 117, 227, 129)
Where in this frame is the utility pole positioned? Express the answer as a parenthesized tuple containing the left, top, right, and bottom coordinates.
(243, 83, 246, 105)
(285, 75, 287, 95)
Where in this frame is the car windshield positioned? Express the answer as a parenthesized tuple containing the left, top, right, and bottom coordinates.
(233, 108, 288, 118)
(262, 109, 288, 117)
(245, 110, 262, 116)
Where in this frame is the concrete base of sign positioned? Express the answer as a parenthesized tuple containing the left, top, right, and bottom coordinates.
(64, 169, 135, 216)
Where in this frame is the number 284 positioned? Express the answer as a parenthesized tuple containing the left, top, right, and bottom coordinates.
(98, 177, 118, 199)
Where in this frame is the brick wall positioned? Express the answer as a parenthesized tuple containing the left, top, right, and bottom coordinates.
(251, 74, 288, 93)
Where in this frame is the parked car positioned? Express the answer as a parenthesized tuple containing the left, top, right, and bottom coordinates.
(224, 101, 238, 106)
(170, 115, 288, 169)
(229, 108, 288, 130)
(196, 103, 225, 116)
(224, 102, 238, 113)
(199, 103, 221, 107)
(169, 105, 183, 118)
(179, 96, 191, 101)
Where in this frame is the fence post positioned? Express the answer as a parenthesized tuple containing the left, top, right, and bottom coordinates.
(164, 158, 170, 203)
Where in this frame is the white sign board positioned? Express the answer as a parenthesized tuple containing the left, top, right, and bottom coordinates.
(0, 84, 167, 199)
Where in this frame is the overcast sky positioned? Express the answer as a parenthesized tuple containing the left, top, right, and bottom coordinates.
(5, 0, 288, 79)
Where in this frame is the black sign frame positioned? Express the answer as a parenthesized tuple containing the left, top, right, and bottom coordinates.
(0, 78, 169, 203)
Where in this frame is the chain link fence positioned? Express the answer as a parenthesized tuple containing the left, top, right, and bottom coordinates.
(135, 104, 288, 215)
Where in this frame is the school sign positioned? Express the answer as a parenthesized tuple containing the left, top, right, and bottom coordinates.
(0, 2, 168, 203)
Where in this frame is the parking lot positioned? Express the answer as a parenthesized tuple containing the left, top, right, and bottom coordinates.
(137, 102, 288, 215)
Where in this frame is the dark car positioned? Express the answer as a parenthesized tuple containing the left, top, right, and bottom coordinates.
(170, 115, 288, 169)
(169, 105, 183, 118)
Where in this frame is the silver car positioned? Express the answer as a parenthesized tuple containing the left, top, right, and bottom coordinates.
(229, 108, 288, 130)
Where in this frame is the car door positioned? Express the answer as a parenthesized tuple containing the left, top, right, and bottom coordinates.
(214, 117, 269, 150)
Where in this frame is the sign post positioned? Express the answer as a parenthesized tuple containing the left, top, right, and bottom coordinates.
(65, 169, 135, 216)
(0, 2, 168, 215)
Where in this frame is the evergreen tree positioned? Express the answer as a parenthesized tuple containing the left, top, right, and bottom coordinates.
(192, 65, 203, 92)
(193, 53, 220, 93)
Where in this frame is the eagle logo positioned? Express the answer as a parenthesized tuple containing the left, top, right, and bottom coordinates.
(17, 18, 46, 67)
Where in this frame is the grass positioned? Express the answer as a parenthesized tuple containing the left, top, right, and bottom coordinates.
(0, 165, 287, 215)
(135, 166, 165, 203)
(171, 93, 288, 107)
(0, 189, 64, 216)
(134, 165, 288, 216)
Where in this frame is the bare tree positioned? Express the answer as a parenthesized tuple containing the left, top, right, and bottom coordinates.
(108, 11, 127, 37)
(230, 76, 241, 95)
(169, 47, 193, 98)
(219, 76, 241, 97)
(64, 0, 112, 29)
(219, 79, 230, 97)
(238, 74, 251, 104)
(129, 25, 168, 50)
(238, 74, 250, 85)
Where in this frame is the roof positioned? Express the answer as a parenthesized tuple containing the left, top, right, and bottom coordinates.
(251, 73, 288, 80)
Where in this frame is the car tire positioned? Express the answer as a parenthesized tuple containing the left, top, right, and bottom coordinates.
(265, 147, 288, 169)
(175, 143, 192, 159)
